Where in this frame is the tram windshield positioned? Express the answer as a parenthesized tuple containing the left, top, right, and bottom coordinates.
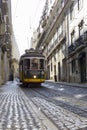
(23, 58, 45, 70)
(31, 58, 38, 69)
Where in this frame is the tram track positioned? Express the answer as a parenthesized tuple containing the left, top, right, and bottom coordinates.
(20, 87, 59, 130)
(32, 87, 87, 118)
(21, 86, 87, 130)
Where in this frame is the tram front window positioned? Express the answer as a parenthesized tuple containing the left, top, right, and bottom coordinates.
(31, 58, 38, 69)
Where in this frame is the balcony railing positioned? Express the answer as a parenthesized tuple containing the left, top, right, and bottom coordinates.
(68, 44, 75, 54)
(0, 23, 5, 35)
(75, 35, 84, 48)
(1, 2, 8, 15)
(0, 35, 4, 47)
(68, 31, 87, 55)
(59, 32, 63, 40)
(84, 31, 87, 42)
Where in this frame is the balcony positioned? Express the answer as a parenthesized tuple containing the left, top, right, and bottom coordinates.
(0, 35, 4, 47)
(1, 2, 8, 15)
(75, 35, 84, 49)
(68, 32, 87, 55)
(1, 41, 11, 54)
(68, 44, 75, 55)
(0, 23, 5, 35)
(84, 31, 87, 42)
(6, 43, 11, 51)
(41, 19, 47, 28)
(4, 33, 10, 43)
(41, 0, 68, 45)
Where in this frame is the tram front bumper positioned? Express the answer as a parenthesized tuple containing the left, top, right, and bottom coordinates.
(24, 78, 45, 83)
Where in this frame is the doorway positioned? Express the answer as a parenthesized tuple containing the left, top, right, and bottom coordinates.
(58, 62, 61, 81)
(79, 52, 86, 82)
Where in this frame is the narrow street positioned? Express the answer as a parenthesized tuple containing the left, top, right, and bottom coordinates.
(0, 81, 87, 130)
(0, 1, 87, 130)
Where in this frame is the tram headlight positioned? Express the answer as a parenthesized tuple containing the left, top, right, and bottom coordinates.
(33, 75, 37, 78)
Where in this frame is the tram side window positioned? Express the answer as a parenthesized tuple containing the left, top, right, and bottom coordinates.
(40, 59, 44, 69)
(23, 59, 30, 69)
(19, 61, 23, 71)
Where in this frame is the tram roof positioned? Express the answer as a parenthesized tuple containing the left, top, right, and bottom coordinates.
(20, 48, 45, 59)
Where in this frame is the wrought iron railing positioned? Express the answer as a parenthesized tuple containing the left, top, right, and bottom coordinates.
(68, 31, 87, 55)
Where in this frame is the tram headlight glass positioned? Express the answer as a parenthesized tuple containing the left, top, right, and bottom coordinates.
(33, 75, 37, 78)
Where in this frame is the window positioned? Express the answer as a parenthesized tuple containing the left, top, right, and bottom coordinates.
(72, 60, 75, 73)
(19, 60, 23, 72)
(31, 58, 38, 69)
(61, 0, 64, 7)
(54, 32, 57, 42)
(54, 53, 56, 61)
(23, 59, 30, 69)
(59, 24, 63, 35)
(54, 65, 56, 75)
(77, 0, 83, 10)
(40, 59, 44, 69)
(59, 23, 63, 40)
(51, 62, 52, 71)
(71, 30, 75, 44)
(78, 20, 84, 36)
(70, 4, 74, 20)
(62, 43, 66, 55)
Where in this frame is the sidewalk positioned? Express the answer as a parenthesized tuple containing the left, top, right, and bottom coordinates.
(45, 80, 87, 88)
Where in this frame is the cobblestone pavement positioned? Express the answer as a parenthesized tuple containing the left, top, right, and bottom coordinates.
(0, 81, 87, 130)
(33, 85, 87, 118)
(21, 86, 87, 130)
(0, 81, 58, 130)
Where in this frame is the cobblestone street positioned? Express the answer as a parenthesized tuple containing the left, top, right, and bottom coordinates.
(0, 81, 87, 130)
(0, 81, 57, 130)
(0, 0, 87, 129)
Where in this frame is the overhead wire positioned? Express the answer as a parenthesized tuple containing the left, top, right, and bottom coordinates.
(27, 0, 45, 39)
(12, 0, 19, 24)
(32, 0, 46, 29)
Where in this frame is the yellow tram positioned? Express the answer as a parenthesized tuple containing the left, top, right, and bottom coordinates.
(19, 48, 46, 86)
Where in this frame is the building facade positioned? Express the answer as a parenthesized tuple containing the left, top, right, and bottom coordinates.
(36, 0, 87, 83)
(31, 30, 38, 49)
(0, 0, 12, 85)
(11, 31, 20, 79)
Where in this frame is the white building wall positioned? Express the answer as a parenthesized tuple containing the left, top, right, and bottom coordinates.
(36, 0, 87, 83)
(67, 0, 87, 82)
(69, 0, 87, 42)
(12, 32, 20, 61)
(0, 49, 2, 85)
